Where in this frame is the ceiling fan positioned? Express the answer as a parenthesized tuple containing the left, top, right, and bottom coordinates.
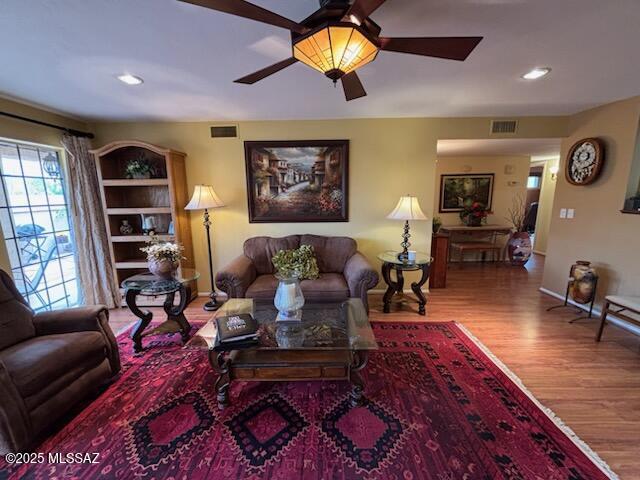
(179, 0, 483, 101)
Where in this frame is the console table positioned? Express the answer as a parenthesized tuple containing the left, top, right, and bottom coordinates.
(439, 224, 512, 262)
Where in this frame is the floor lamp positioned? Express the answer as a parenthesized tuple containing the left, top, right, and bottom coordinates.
(185, 184, 225, 311)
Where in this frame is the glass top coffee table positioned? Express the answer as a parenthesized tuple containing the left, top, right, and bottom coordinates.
(188, 298, 377, 409)
(122, 269, 199, 352)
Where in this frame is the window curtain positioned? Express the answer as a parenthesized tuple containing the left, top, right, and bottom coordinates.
(61, 134, 120, 308)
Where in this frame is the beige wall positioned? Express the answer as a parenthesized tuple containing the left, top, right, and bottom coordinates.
(542, 96, 640, 302)
(532, 158, 559, 254)
(434, 155, 530, 227)
(0, 97, 90, 273)
(92, 117, 567, 292)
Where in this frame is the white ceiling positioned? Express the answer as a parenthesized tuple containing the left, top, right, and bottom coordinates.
(438, 138, 561, 158)
(1, 0, 640, 121)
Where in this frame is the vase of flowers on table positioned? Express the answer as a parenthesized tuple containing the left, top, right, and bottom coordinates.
(505, 195, 533, 266)
(459, 198, 490, 227)
(271, 245, 319, 321)
(140, 237, 185, 279)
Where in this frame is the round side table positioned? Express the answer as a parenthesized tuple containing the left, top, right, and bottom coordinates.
(121, 269, 199, 352)
(377, 251, 431, 315)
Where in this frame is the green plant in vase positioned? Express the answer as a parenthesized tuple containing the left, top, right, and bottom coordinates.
(432, 216, 442, 234)
(125, 156, 154, 179)
(271, 245, 319, 321)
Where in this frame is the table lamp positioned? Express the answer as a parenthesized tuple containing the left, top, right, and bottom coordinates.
(185, 184, 225, 311)
(387, 195, 428, 260)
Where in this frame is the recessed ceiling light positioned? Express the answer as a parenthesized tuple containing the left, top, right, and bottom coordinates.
(117, 74, 144, 85)
(522, 67, 551, 80)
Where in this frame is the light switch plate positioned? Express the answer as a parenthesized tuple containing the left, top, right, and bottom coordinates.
(567, 209, 575, 219)
(560, 208, 567, 218)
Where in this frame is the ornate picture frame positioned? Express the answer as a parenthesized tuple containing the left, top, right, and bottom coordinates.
(439, 173, 494, 213)
(244, 140, 349, 223)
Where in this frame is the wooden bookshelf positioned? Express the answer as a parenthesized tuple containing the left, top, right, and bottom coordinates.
(91, 140, 196, 305)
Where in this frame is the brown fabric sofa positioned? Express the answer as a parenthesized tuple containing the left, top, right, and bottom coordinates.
(0, 270, 121, 453)
(215, 235, 379, 312)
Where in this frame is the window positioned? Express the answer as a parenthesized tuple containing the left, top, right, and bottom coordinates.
(527, 175, 541, 189)
(0, 140, 79, 311)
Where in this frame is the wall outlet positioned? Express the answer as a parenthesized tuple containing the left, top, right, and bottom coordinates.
(560, 208, 567, 218)
(567, 208, 575, 219)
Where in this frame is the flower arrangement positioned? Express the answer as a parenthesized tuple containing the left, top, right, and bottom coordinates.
(140, 238, 185, 263)
(271, 244, 320, 280)
(125, 156, 153, 179)
(141, 238, 185, 279)
(459, 198, 491, 226)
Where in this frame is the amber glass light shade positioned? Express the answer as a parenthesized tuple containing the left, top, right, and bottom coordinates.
(293, 25, 379, 80)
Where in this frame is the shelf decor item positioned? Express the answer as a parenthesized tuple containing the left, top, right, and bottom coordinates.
(459, 199, 490, 227)
(125, 155, 153, 179)
(386, 195, 428, 261)
(140, 238, 185, 279)
(185, 184, 226, 311)
(505, 195, 532, 266)
(119, 220, 133, 235)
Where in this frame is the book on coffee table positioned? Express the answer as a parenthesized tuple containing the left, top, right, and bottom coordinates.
(215, 314, 259, 343)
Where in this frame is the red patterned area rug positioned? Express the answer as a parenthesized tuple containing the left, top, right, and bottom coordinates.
(1, 322, 617, 480)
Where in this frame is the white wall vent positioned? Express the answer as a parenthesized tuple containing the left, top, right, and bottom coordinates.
(211, 125, 238, 138)
(490, 120, 519, 135)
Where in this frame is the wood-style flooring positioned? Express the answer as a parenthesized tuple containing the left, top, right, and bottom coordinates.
(109, 255, 640, 479)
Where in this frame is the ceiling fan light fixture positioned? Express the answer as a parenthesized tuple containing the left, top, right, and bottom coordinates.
(293, 24, 379, 81)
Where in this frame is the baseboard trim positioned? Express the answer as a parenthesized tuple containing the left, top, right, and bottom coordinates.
(538, 287, 640, 336)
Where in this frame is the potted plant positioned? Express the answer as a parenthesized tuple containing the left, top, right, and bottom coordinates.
(140, 237, 185, 279)
(505, 195, 533, 266)
(432, 216, 442, 234)
(459, 198, 490, 227)
(271, 245, 319, 321)
(125, 156, 153, 179)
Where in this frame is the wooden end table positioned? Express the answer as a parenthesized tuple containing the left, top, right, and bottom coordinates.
(378, 251, 431, 315)
(122, 269, 199, 352)
(186, 299, 378, 410)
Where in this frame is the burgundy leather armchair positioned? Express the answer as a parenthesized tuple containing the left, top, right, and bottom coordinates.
(0, 270, 120, 453)
(216, 235, 379, 312)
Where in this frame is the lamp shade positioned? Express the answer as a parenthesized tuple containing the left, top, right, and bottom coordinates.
(185, 185, 225, 210)
(387, 195, 428, 221)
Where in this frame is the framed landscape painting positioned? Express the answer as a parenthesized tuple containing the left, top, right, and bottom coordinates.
(439, 173, 494, 213)
(244, 140, 349, 223)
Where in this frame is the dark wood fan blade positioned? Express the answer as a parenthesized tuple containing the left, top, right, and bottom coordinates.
(179, 0, 307, 34)
(341, 72, 367, 101)
(379, 37, 483, 61)
(234, 57, 298, 84)
(344, 0, 388, 23)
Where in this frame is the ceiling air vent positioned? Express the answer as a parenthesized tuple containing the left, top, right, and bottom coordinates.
(490, 120, 518, 135)
(210, 125, 238, 138)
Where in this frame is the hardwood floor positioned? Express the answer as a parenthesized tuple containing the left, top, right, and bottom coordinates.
(109, 254, 640, 479)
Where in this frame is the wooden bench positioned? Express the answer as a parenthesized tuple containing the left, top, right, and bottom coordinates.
(596, 295, 640, 341)
(449, 241, 503, 263)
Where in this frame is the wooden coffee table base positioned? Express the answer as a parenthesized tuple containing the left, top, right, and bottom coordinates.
(209, 349, 369, 410)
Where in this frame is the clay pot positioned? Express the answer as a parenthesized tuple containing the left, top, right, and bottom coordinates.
(148, 258, 178, 279)
(507, 231, 532, 266)
(570, 261, 598, 304)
